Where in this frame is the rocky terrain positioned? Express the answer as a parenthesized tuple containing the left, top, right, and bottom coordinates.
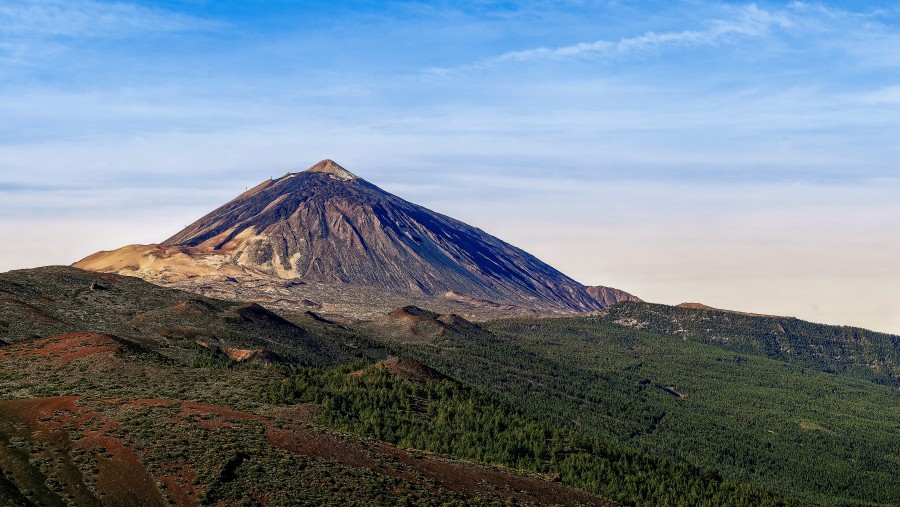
(75, 160, 638, 320)
(2, 265, 897, 506)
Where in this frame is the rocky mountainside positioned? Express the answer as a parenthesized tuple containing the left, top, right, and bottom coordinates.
(0, 266, 348, 366)
(586, 285, 642, 307)
(76, 160, 637, 319)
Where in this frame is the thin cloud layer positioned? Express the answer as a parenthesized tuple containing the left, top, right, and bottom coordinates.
(430, 2, 898, 75)
(490, 5, 790, 63)
(0, 0, 220, 64)
(0, 0, 216, 37)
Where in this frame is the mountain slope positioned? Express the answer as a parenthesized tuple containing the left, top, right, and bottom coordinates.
(593, 301, 900, 385)
(75, 160, 636, 318)
(368, 312, 900, 506)
(0, 329, 611, 506)
(0, 266, 348, 366)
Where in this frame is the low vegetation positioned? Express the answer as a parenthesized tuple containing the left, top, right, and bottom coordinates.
(1, 267, 898, 506)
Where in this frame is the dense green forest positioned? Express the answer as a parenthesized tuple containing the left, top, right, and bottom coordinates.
(265, 364, 798, 506)
(594, 302, 900, 385)
(367, 315, 900, 506)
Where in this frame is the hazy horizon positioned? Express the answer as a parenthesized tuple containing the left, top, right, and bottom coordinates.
(2, 1, 898, 334)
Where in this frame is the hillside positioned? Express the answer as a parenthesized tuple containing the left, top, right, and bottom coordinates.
(367, 309, 900, 506)
(1, 264, 896, 505)
(0, 266, 348, 366)
(0, 330, 611, 506)
(0, 266, 810, 506)
(594, 301, 900, 385)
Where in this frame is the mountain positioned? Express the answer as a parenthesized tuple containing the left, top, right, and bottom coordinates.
(367, 305, 488, 344)
(75, 159, 637, 319)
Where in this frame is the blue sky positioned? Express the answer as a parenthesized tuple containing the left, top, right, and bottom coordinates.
(1, 1, 899, 333)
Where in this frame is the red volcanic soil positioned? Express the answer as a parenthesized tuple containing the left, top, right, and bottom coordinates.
(0, 332, 120, 365)
(0, 394, 609, 506)
(123, 398, 609, 505)
(0, 333, 608, 505)
(376, 443, 606, 505)
(0, 396, 166, 507)
(267, 418, 607, 505)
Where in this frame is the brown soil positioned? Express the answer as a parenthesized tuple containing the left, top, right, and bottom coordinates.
(377, 443, 608, 506)
(0, 397, 166, 507)
(117, 398, 609, 505)
(0, 393, 609, 506)
(158, 463, 199, 506)
(220, 346, 264, 362)
(375, 306, 449, 340)
(4, 333, 120, 365)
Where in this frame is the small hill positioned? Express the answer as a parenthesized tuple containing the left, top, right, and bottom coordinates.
(676, 302, 775, 317)
(0, 266, 348, 366)
(369, 305, 486, 343)
(353, 356, 452, 383)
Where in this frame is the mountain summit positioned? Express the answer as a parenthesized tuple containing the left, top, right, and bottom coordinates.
(303, 159, 358, 180)
(76, 160, 637, 318)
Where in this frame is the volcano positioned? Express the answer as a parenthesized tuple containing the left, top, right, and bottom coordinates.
(75, 160, 637, 318)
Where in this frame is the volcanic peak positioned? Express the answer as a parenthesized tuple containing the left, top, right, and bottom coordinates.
(302, 159, 358, 181)
(75, 159, 641, 318)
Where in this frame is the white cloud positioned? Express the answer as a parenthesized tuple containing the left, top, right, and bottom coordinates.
(431, 4, 791, 73)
